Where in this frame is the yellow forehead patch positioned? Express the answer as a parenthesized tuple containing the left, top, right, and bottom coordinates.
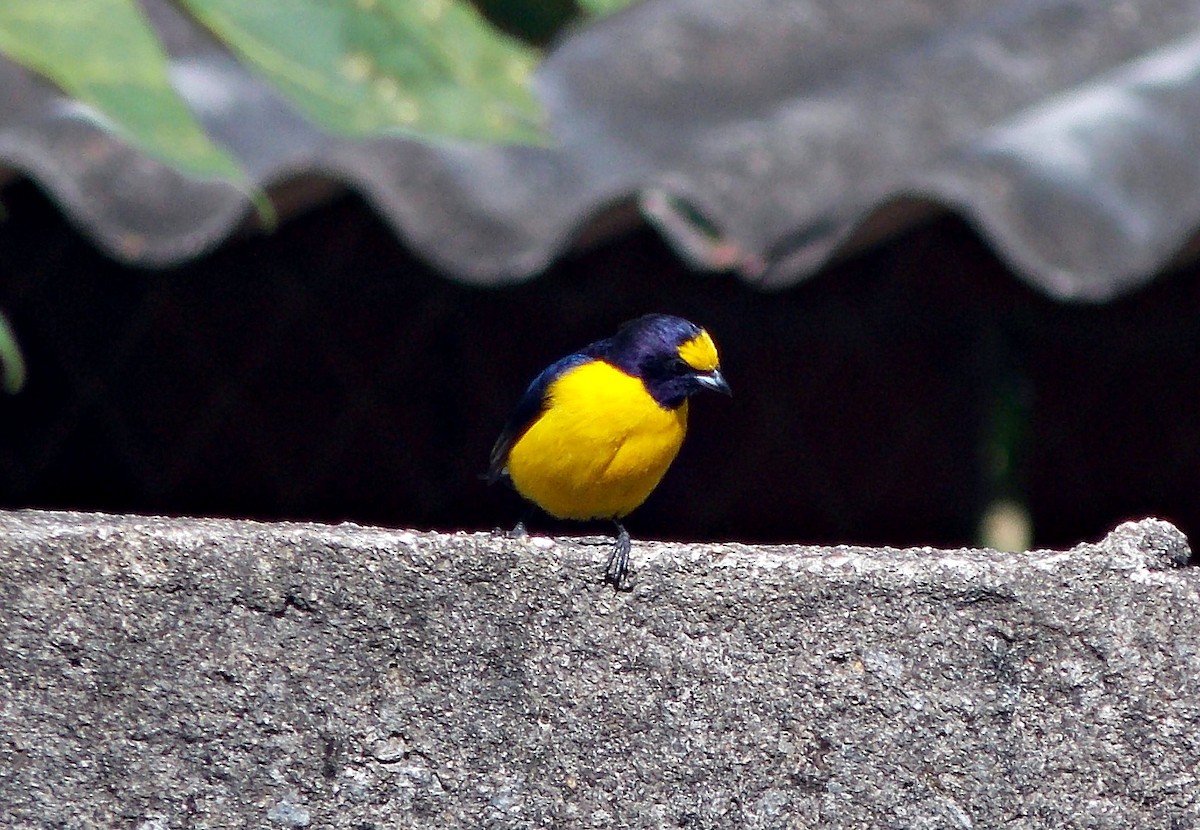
(677, 329, 720, 372)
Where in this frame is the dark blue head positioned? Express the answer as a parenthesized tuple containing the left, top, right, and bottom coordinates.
(592, 314, 731, 409)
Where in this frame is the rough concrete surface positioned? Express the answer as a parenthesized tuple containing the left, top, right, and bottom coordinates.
(0, 511, 1197, 829)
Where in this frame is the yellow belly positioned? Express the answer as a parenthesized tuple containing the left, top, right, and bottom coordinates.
(506, 360, 688, 521)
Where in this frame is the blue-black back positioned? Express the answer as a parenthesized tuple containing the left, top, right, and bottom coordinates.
(486, 350, 595, 483)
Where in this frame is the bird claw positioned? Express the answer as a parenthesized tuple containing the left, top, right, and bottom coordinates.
(603, 524, 633, 592)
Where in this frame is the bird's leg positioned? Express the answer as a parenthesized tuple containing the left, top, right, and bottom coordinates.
(604, 521, 633, 591)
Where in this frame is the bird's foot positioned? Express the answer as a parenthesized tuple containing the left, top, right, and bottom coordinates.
(603, 523, 633, 592)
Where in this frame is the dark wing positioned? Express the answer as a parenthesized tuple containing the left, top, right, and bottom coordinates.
(487, 351, 594, 484)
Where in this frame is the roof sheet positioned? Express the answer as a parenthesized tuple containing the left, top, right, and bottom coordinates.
(4, 0, 1200, 300)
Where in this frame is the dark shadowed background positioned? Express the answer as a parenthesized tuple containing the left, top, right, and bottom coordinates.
(4, 178, 1200, 553)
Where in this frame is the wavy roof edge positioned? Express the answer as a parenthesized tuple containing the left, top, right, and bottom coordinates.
(3, 0, 1200, 302)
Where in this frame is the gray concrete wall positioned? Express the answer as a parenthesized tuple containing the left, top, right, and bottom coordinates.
(0, 510, 1197, 829)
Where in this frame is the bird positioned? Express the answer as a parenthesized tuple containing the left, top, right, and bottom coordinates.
(488, 313, 730, 590)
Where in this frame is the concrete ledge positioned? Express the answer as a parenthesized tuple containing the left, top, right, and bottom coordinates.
(1, 510, 1198, 828)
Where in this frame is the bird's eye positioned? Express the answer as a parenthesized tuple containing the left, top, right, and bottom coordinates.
(668, 356, 690, 375)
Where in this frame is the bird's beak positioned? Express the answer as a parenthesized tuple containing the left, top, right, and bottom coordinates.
(695, 368, 732, 396)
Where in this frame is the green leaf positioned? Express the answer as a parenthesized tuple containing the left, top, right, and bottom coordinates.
(0, 0, 246, 183)
(0, 311, 26, 394)
(180, 0, 547, 144)
(578, 0, 639, 17)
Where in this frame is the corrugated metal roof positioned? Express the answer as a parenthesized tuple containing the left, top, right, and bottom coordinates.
(3, 0, 1200, 300)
